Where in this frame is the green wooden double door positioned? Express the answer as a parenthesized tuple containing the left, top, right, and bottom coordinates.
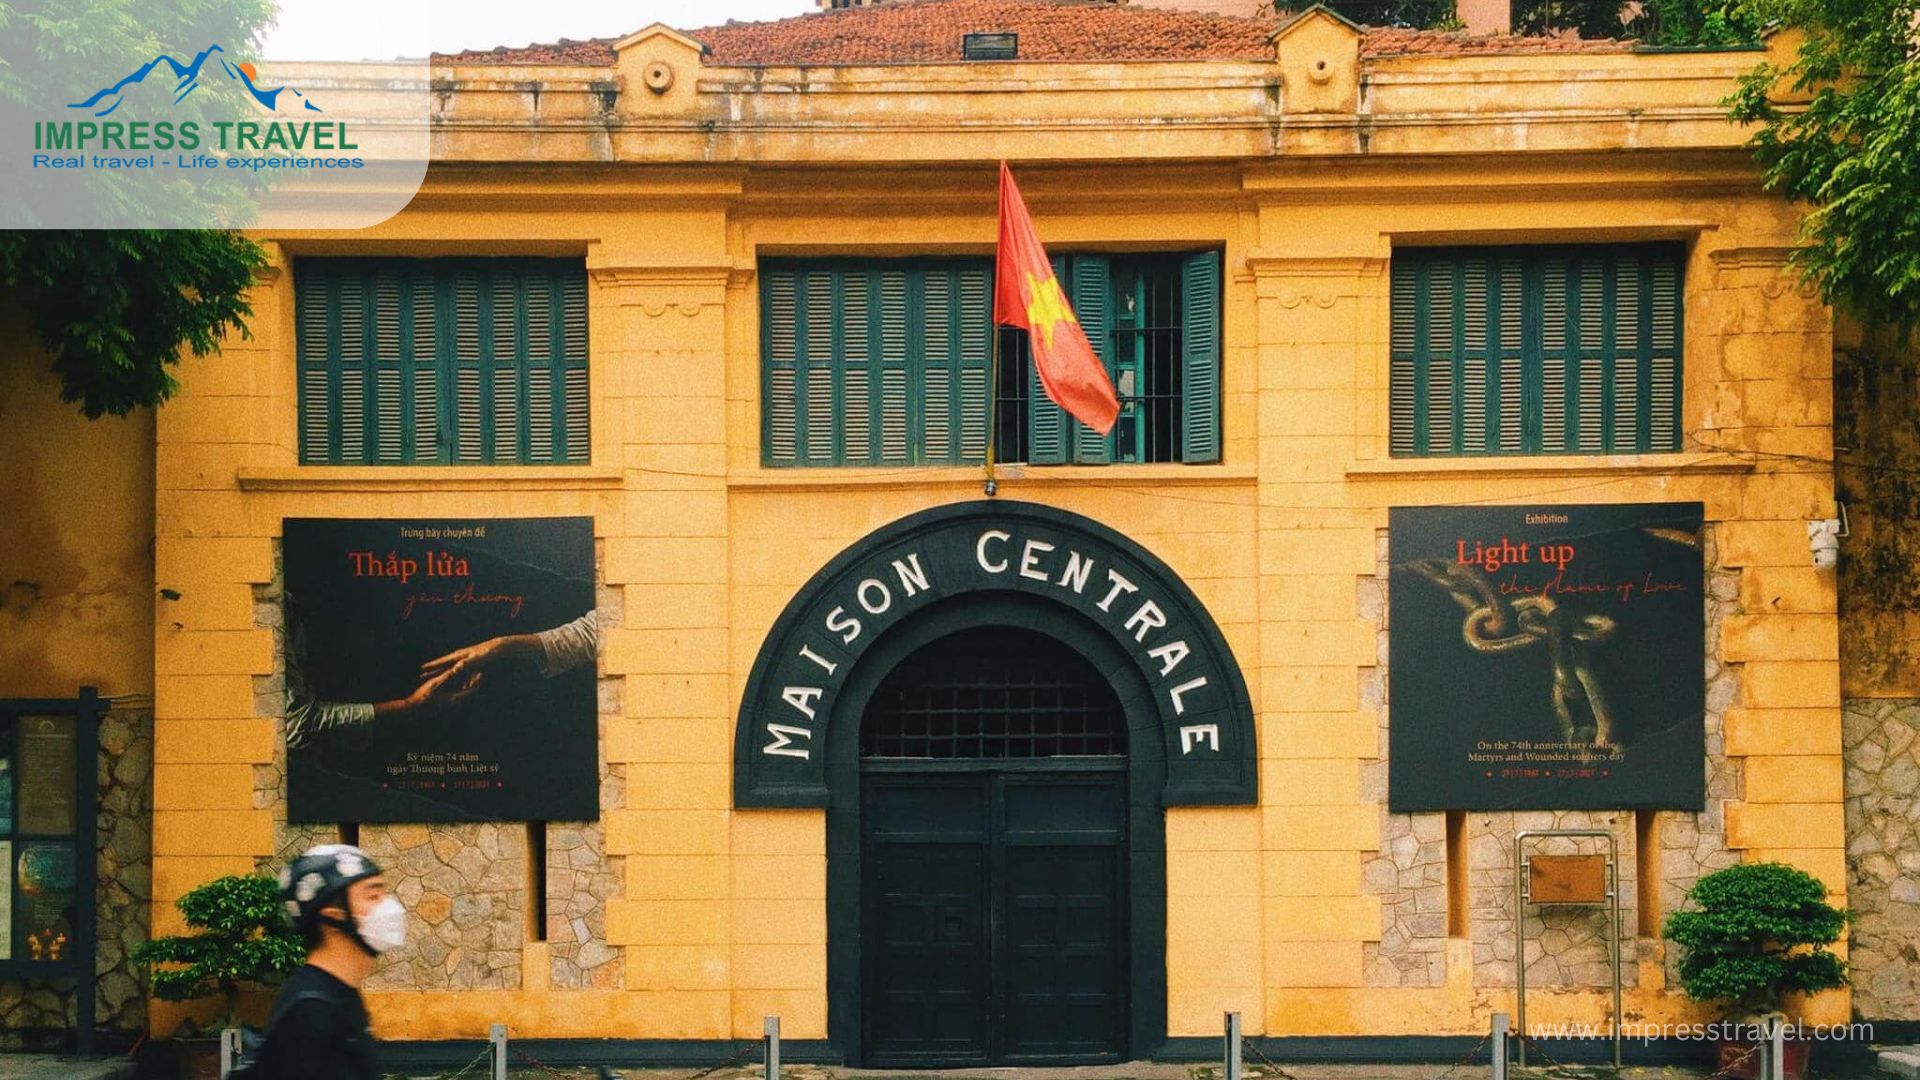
(861, 768, 1129, 1067)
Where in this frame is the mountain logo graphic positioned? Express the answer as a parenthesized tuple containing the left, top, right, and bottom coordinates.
(69, 44, 322, 118)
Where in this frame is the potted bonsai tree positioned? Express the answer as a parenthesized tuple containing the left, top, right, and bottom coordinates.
(135, 873, 307, 1080)
(1663, 862, 1849, 1080)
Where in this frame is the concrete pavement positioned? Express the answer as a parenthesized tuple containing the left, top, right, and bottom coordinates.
(0, 1056, 134, 1080)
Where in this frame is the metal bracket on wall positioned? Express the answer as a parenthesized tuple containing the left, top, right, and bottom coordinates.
(1513, 828, 1623, 1068)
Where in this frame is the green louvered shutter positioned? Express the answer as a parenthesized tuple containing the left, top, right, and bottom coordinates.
(1026, 254, 1071, 465)
(297, 258, 588, 465)
(877, 269, 913, 464)
(1179, 251, 1223, 463)
(1388, 261, 1418, 455)
(921, 268, 957, 461)
(489, 272, 522, 461)
(840, 269, 874, 464)
(559, 269, 590, 461)
(296, 269, 339, 463)
(763, 268, 801, 465)
(368, 267, 403, 462)
(1649, 257, 1682, 451)
(407, 269, 442, 462)
(1390, 245, 1681, 457)
(803, 272, 836, 463)
(449, 266, 485, 462)
(1068, 254, 1113, 464)
(761, 260, 990, 467)
(915, 264, 992, 465)
(956, 265, 993, 464)
(761, 266, 842, 466)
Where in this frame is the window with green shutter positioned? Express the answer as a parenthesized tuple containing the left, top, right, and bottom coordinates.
(762, 259, 993, 467)
(295, 257, 589, 465)
(1389, 244, 1683, 457)
(763, 252, 1222, 468)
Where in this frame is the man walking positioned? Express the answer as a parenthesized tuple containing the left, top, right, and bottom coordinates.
(251, 844, 406, 1079)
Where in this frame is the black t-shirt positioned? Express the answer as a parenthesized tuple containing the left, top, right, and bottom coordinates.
(255, 964, 378, 1080)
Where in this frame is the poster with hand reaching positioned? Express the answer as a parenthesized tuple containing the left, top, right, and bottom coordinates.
(282, 518, 599, 823)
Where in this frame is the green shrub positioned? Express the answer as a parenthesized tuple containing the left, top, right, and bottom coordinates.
(133, 874, 306, 1027)
(1663, 862, 1849, 1015)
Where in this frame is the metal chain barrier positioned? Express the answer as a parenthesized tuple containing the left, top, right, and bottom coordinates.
(1235, 1026, 1496, 1080)
(1238, 1034, 1302, 1080)
(508, 1044, 581, 1079)
(1517, 1028, 1763, 1080)
(496, 1038, 761, 1080)
(1514, 1032, 1589, 1076)
(1429, 1030, 1497, 1080)
(1702, 1040, 1765, 1080)
(674, 1040, 764, 1080)
(382, 1044, 496, 1080)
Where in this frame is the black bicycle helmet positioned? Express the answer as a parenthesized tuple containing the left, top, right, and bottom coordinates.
(278, 844, 383, 945)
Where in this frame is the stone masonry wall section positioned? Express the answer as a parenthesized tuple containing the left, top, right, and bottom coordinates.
(1843, 697, 1920, 1020)
(545, 567, 626, 991)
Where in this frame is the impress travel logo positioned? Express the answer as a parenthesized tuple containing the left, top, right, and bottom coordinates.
(1, 0, 429, 231)
(36, 43, 362, 173)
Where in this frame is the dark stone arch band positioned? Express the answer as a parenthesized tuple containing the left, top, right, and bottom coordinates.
(732, 499, 1258, 808)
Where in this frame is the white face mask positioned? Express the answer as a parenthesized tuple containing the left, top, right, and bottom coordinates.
(355, 896, 408, 954)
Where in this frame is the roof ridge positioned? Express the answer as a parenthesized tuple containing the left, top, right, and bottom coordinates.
(434, 0, 1630, 68)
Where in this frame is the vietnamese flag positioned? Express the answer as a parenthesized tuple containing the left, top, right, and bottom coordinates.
(995, 162, 1120, 435)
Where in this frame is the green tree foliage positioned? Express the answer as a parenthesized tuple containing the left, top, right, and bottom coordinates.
(1508, 0, 1762, 42)
(134, 874, 306, 1023)
(1663, 862, 1849, 1014)
(0, 0, 274, 416)
(1311, 0, 1764, 40)
(0, 231, 265, 417)
(1316, 0, 1459, 29)
(1729, 0, 1920, 327)
(1626, 0, 1765, 45)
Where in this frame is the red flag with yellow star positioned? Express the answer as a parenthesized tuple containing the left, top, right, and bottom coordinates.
(995, 162, 1119, 435)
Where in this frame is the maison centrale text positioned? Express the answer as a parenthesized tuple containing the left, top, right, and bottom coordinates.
(764, 528, 1218, 762)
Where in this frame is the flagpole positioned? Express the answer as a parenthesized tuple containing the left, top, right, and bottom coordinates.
(984, 320, 1000, 498)
(985, 161, 1004, 498)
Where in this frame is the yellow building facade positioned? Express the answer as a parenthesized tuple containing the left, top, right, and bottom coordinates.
(31, 0, 1852, 1059)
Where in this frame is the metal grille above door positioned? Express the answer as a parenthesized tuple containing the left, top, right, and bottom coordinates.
(861, 626, 1128, 759)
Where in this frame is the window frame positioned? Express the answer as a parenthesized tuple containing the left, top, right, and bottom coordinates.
(293, 255, 591, 467)
(758, 250, 1223, 469)
(1388, 242, 1685, 459)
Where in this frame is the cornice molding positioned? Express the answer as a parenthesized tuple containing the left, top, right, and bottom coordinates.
(1709, 246, 1798, 269)
(1238, 254, 1387, 283)
(588, 264, 755, 288)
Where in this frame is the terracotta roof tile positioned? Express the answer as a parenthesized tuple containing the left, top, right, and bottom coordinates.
(689, 0, 1278, 64)
(1360, 25, 1629, 57)
(440, 36, 618, 66)
(432, 0, 1626, 68)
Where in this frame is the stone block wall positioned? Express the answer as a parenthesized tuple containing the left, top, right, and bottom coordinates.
(1843, 698, 1920, 1020)
(546, 574, 627, 991)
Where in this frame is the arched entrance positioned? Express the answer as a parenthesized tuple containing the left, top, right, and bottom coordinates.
(860, 625, 1131, 1066)
(733, 501, 1256, 1066)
